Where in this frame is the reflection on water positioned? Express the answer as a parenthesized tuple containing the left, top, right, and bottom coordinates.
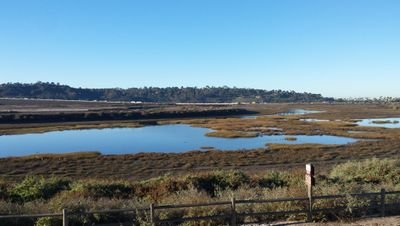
(301, 119, 330, 122)
(276, 109, 323, 116)
(0, 124, 359, 157)
(241, 109, 324, 119)
(240, 115, 259, 119)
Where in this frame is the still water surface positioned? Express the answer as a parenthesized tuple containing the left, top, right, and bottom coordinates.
(0, 124, 358, 157)
(241, 109, 324, 118)
(276, 109, 323, 116)
(356, 118, 400, 128)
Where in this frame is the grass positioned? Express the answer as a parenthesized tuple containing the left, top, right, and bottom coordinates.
(14, 151, 101, 160)
(0, 104, 254, 135)
(284, 136, 297, 141)
(372, 120, 399, 124)
(2, 138, 400, 182)
(1, 103, 400, 225)
(205, 130, 259, 138)
(200, 146, 215, 150)
(0, 158, 399, 226)
(0, 121, 143, 136)
(171, 104, 400, 149)
(1, 104, 397, 180)
(329, 158, 400, 184)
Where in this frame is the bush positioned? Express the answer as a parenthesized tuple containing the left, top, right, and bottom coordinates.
(135, 176, 188, 201)
(10, 176, 70, 202)
(258, 171, 290, 189)
(2, 160, 400, 225)
(0, 182, 8, 200)
(329, 158, 400, 184)
(35, 217, 62, 226)
(71, 180, 133, 199)
(187, 170, 250, 196)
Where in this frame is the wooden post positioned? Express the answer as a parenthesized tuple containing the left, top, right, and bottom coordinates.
(62, 209, 68, 226)
(150, 203, 155, 226)
(380, 188, 386, 217)
(305, 164, 315, 222)
(231, 197, 237, 226)
(307, 184, 313, 222)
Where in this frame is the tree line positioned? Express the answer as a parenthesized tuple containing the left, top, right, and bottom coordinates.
(0, 82, 334, 103)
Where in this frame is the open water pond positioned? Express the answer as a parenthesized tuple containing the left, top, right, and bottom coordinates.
(356, 118, 400, 128)
(0, 124, 359, 157)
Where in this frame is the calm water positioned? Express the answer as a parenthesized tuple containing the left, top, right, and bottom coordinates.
(0, 124, 358, 157)
(300, 119, 330, 122)
(276, 109, 323, 116)
(240, 115, 259, 119)
(356, 118, 400, 128)
(241, 109, 323, 119)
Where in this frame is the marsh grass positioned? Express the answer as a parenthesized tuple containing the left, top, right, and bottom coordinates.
(0, 158, 399, 225)
(2, 138, 400, 183)
(16, 152, 101, 160)
(2, 104, 400, 183)
(0, 121, 143, 136)
(284, 136, 297, 141)
(205, 130, 259, 138)
(174, 104, 400, 142)
(372, 120, 399, 124)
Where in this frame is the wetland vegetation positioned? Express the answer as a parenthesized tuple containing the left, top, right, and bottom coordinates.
(1, 102, 400, 178)
(1, 101, 400, 225)
(0, 158, 399, 226)
(2, 0, 400, 224)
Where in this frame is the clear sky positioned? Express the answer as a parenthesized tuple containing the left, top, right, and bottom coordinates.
(0, 0, 399, 98)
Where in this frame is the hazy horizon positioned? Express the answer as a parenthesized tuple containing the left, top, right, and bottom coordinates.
(1, 0, 399, 98)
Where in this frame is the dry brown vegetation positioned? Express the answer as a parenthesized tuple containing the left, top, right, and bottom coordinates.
(1, 158, 400, 226)
(1, 103, 400, 225)
(284, 136, 297, 141)
(0, 121, 143, 135)
(205, 130, 258, 138)
(0, 98, 254, 135)
(0, 103, 399, 182)
(171, 105, 400, 141)
(1, 139, 400, 182)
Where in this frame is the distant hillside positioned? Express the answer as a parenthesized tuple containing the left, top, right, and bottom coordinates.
(0, 82, 333, 103)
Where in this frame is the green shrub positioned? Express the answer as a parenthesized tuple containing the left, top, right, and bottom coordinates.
(329, 158, 400, 184)
(0, 183, 8, 200)
(71, 181, 133, 199)
(187, 170, 250, 196)
(135, 176, 188, 201)
(10, 176, 70, 202)
(35, 217, 62, 226)
(258, 171, 290, 189)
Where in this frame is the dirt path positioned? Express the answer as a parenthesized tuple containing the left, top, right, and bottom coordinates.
(305, 216, 400, 225)
(262, 216, 400, 225)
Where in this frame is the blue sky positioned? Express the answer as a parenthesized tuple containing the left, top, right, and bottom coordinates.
(0, 0, 399, 98)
